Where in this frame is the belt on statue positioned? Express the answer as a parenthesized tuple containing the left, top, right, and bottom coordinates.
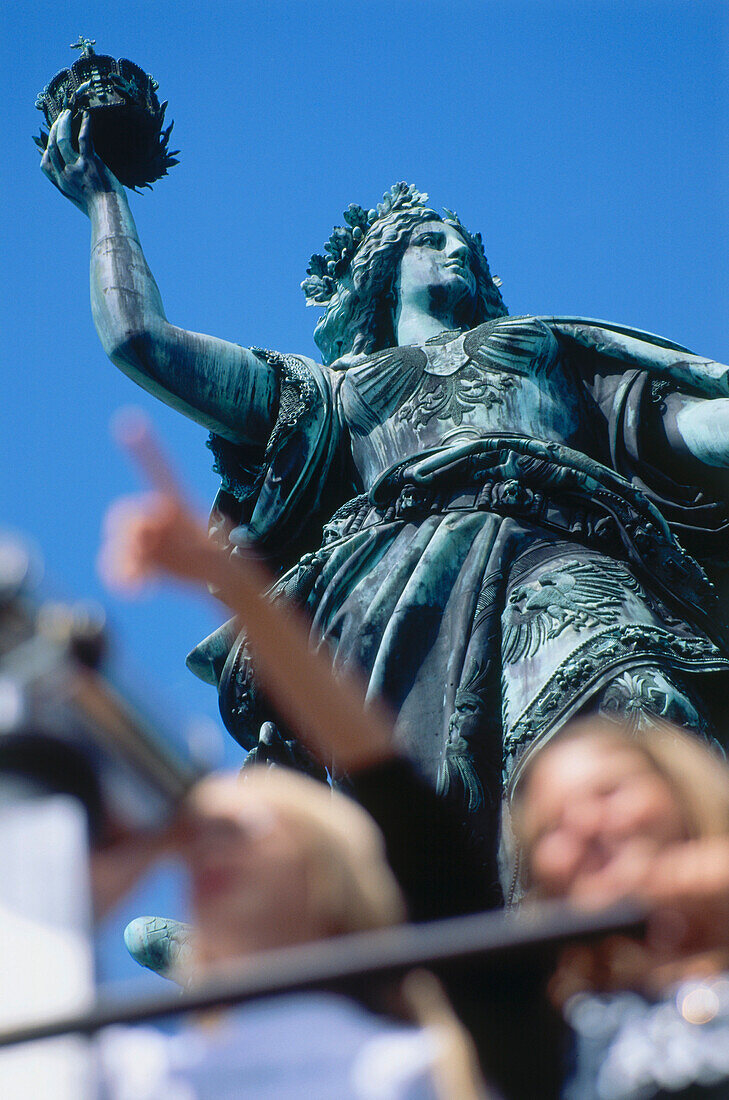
(318, 457, 726, 654)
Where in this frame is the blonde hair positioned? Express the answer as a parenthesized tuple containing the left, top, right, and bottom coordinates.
(511, 718, 729, 888)
(188, 769, 491, 1099)
(188, 766, 406, 936)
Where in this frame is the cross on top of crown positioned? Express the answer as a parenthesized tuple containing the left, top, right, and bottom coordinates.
(70, 36, 96, 58)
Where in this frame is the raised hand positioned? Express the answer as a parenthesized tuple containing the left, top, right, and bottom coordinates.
(548, 836, 729, 1005)
(640, 837, 729, 973)
(40, 109, 123, 215)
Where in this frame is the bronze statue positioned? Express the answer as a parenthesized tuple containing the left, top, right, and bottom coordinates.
(41, 112, 729, 865)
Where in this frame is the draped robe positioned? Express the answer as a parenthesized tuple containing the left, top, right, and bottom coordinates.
(190, 316, 729, 847)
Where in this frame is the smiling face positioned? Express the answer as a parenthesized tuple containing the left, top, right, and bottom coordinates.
(395, 220, 477, 320)
(520, 734, 688, 904)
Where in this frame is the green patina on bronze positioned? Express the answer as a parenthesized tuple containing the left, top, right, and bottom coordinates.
(38, 114, 729, 866)
(35, 38, 178, 190)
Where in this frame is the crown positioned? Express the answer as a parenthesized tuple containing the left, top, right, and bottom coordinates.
(34, 37, 178, 191)
(302, 182, 500, 307)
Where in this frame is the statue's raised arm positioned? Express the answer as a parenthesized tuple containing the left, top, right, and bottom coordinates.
(41, 110, 277, 447)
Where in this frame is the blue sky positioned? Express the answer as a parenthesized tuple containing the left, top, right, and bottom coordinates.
(2, 1, 727, 985)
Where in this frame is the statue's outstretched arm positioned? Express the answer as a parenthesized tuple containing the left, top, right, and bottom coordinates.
(553, 320, 729, 470)
(41, 111, 277, 447)
(663, 393, 729, 470)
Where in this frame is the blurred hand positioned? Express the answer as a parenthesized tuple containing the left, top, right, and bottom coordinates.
(549, 836, 729, 1005)
(100, 409, 395, 773)
(548, 935, 656, 1008)
(640, 836, 729, 967)
(99, 410, 224, 591)
(99, 490, 213, 591)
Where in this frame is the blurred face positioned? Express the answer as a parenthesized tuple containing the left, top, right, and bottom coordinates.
(182, 782, 319, 963)
(396, 221, 477, 316)
(520, 736, 688, 904)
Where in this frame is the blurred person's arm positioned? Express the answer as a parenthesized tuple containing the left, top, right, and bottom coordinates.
(90, 828, 176, 918)
(103, 487, 394, 774)
(349, 758, 502, 918)
(101, 425, 501, 915)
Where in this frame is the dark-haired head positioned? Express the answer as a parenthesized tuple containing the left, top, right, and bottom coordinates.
(313, 207, 508, 365)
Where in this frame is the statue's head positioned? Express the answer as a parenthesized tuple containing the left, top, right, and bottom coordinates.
(302, 183, 508, 365)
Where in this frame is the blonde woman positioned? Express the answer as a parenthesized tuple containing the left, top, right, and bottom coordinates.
(510, 718, 729, 1099)
(100, 766, 490, 1100)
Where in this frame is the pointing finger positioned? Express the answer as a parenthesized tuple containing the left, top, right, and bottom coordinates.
(111, 407, 184, 498)
(44, 134, 66, 178)
(40, 146, 55, 179)
(43, 113, 66, 175)
(46, 113, 61, 148)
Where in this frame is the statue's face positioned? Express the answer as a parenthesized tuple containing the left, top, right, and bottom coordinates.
(396, 220, 477, 314)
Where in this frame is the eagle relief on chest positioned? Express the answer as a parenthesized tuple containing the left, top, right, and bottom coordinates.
(395, 316, 549, 430)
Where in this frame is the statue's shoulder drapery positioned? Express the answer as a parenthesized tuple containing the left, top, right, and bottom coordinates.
(546, 317, 729, 562)
(206, 348, 345, 555)
(203, 320, 729, 570)
(188, 349, 348, 686)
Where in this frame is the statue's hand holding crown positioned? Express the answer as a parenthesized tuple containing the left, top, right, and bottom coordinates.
(41, 110, 124, 214)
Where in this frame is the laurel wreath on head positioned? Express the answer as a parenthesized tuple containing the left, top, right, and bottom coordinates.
(302, 183, 500, 307)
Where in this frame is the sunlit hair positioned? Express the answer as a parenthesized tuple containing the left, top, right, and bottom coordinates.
(187, 767, 406, 936)
(187, 769, 486, 1094)
(313, 208, 508, 366)
(510, 718, 729, 891)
